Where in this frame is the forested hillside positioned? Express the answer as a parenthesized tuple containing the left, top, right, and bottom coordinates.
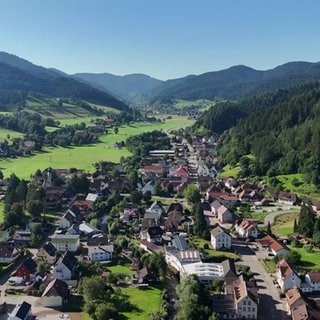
(215, 82, 320, 185)
(149, 62, 320, 105)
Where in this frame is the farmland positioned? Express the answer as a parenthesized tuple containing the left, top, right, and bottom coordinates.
(0, 116, 194, 179)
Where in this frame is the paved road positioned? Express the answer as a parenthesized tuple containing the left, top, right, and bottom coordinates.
(234, 244, 290, 320)
(263, 210, 299, 227)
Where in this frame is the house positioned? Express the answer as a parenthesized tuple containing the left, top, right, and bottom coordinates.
(88, 244, 114, 262)
(146, 201, 163, 218)
(15, 257, 37, 281)
(145, 226, 163, 245)
(52, 250, 77, 280)
(217, 205, 234, 224)
(13, 230, 31, 247)
(140, 164, 164, 175)
(87, 233, 109, 246)
(235, 219, 259, 239)
(0, 244, 19, 263)
(277, 191, 299, 205)
(141, 181, 156, 195)
(165, 211, 183, 232)
(41, 278, 69, 307)
(171, 235, 189, 251)
(286, 287, 320, 319)
(36, 242, 57, 265)
(211, 225, 232, 250)
(305, 272, 320, 292)
(59, 210, 78, 229)
(258, 235, 289, 256)
(213, 274, 258, 320)
(8, 301, 32, 320)
(50, 234, 80, 252)
(132, 267, 157, 286)
(276, 258, 301, 292)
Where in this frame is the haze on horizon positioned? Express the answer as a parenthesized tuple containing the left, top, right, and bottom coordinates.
(0, 0, 320, 80)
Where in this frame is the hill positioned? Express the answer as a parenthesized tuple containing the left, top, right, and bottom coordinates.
(0, 52, 128, 112)
(149, 62, 320, 105)
(73, 72, 163, 103)
(208, 82, 320, 185)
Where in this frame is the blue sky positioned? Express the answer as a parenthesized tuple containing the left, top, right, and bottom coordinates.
(0, 0, 320, 80)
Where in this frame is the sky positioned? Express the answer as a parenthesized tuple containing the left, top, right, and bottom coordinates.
(0, 0, 320, 80)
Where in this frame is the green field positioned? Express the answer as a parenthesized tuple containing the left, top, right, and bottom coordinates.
(288, 246, 320, 272)
(272, 212, 299, 237)
(0, 117, 194, 179)
(0, 129, 24, 141)
(0, 202, 4, 224)
(106, 264, 133, 276)
(120, 287, 162, 319)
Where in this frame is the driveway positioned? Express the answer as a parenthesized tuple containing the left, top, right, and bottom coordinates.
(234, 244, 290, 320)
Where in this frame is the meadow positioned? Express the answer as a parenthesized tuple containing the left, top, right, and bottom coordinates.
(0, 116, 194, 179)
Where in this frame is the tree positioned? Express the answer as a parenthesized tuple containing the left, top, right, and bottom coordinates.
(30, 223, 42, 247)
(114, 126, 119, 134)
(297, 205, 316, 237)
(192, 202, 207, 237)
(130, 190, 143, 204)
(27, 200, 44, 218)
(95, 303, 118, 320)
(313, 230, 320, 246)
(266, 221, 272, 235)
(284, 250, 302, 265)
(183, 185, 201, 205)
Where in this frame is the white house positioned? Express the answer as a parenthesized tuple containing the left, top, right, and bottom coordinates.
(9, 301, 32, 320)
(210, 225, 232, 250)
(41, 278, 69, 307)
(146, 201, 163, 219)
(235, 219, 259, 239)
(258, 235, 289, 256)
(88, 244, 114, 262)
(276, 259, 301, 292)
(36, 242, 57, 265)
(50, 234, 80, 252)
(52, 251, 76, 280)
(305, 272, 320, 292)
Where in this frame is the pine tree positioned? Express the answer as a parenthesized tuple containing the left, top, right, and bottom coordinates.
(267, 221, 272, 235)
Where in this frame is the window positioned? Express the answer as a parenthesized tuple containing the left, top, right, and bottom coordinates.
(248, 301, 251, 305)
(243, 307, 246, 312)
(243, 301, 246, 305)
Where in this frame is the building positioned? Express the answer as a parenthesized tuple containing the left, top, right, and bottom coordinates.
(88, 244, 114, 262)
(258, 235, 289, 256)
(213, 275, 258, 319)
(211, 225, 232, 250)
(0, 244, 19, 263)
(15, 258, 37, 281)
(50, 234, 80, 252)
(41, 279, 69, 307)
(9, 301, 32, 320)
(305, 271, 320, 292)
(36, 242, 57, 264)
(235, 219, 259, 239)
(276, 258, 301, 292)
(52, 251, 77, 280)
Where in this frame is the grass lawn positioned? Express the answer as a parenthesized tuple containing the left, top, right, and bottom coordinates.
(261, 259, 276, 273)
(272, 212, 299, 237)
(219, 164, 241, 178)
(106, 265, 134, 276)
(190, 237, 239, 261)
(0, 129, 24, 140)
(288, 246, 320, 271)
(0, 117, 194, 179)
(0, 202, 4, 224)
(120, 286, 162, 320)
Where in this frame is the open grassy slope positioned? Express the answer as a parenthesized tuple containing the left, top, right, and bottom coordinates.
(0, 116, 194, 179)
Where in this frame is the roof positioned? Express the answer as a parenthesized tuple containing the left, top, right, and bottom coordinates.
(221, 259, 238, 280)
(42, 242, 57, 257)
(18, 257, 37, 274)
(277, 258, 296, 279)
(42, 278, 69, 298)
(10, 301, 31, 320)
(147, 226, 163, 237)
(172, 235, 189, 251)
(88, 245, 114, 256)
(286, 287, 305, 308)
(0, 244, 16, 258)
(59, 251, 77, 271)
(178, 250, 201, 262)
(258, 235, 288, 253)
(211, 225, 229, 238)
(307, 271, 320, 283)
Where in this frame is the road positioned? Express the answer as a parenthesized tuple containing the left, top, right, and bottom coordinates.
(234, 244, 290, 320)
(263, 210, 299, 227)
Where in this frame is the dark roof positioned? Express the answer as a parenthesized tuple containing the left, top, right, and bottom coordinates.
(167, 202, 183, 214)
(147, 226, 163, 237)
(42, 278, 69, 298)
(12, 301, 31, 320)
(20, 257, 37, 274)
(0, 244, 15, 258)
(172, 235, 189, 251)
(60, 250, 77, 271)
(87, 234, 108, 246)
(42, 242, 57, 257)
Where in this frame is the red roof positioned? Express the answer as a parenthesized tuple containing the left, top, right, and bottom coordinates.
(258, 235, 288, 253)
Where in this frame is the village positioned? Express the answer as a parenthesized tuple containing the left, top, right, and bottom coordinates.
(0, 130, 319, 320)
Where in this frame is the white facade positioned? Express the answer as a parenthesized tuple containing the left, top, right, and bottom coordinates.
(211, 227, 232, 250)
(88, 245, 114, 261)
(50, 234, 79, 252)
(236, 296, 258, 319)
(52, 262, 72, 280)
(42, 295, 63, 307)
